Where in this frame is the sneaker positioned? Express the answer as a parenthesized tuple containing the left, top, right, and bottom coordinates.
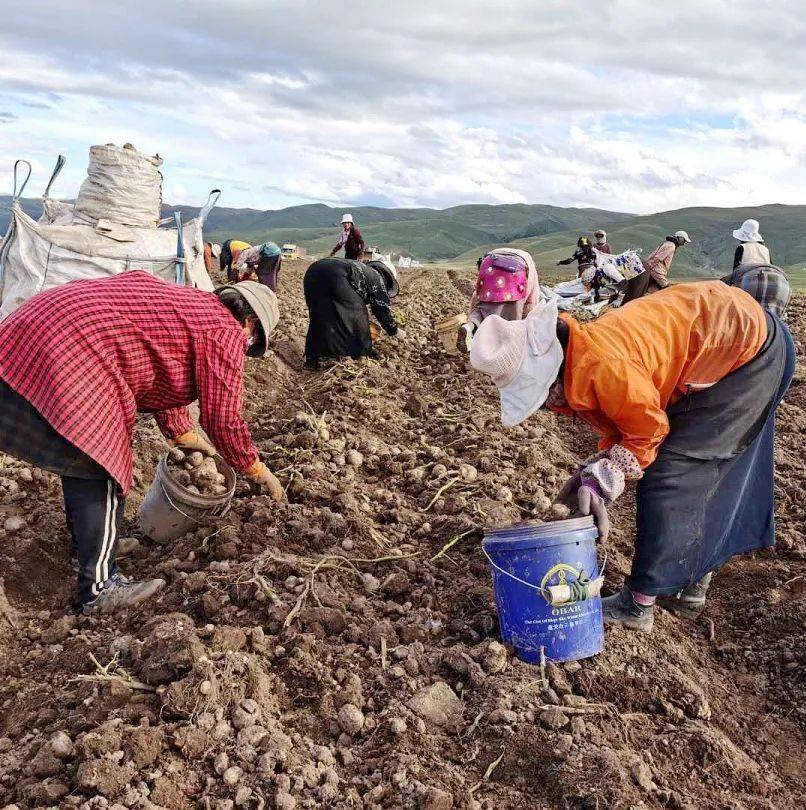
(82, 573, 165, 615)
(658, 572, 713, 619)
(456, 323, 473, 354)
(601, 586, 654, 633)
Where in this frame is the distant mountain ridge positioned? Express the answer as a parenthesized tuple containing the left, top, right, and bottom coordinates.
(2, 197, 803, 283)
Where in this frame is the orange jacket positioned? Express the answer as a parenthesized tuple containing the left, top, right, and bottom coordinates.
(553, 282, 767, 469)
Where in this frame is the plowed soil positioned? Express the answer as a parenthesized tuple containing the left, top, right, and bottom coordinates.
(0, 261, 804, 810)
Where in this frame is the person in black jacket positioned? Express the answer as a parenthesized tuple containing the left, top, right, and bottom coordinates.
(303, 258, 401, 368)
(557, 236, 596, 276)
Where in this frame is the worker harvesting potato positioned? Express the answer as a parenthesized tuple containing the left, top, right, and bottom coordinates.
(0, 271, 284, 614)
(470, 282, 795, 632)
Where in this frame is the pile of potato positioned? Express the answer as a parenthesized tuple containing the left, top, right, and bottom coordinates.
(166, 446, 229, 496)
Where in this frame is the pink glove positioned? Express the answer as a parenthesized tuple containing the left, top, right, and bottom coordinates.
(577, 482, 610, 542)
(554, 469, 583, 506)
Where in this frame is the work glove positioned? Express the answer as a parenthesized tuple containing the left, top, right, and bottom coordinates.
(245, 460, 285, 502)
(172, 431, 216, 457)
(577, 483, 610, 542)
(554, 468, 584, 507)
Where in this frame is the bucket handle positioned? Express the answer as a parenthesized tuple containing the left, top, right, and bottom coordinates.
(482, 545, 607, 605)
(160, 482, 232, 525)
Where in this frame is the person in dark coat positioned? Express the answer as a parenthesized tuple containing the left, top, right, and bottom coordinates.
(329, 214, 366, 261)
(557, 236, 596, 276)
(304, 258, 400, 368)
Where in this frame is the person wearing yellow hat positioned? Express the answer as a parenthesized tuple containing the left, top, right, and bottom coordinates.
(220, 239, 253, 282)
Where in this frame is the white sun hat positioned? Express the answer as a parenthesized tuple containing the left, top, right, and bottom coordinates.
(674, 230, 691, 243)
(341, 213, 354, 224)
(732, 219, 763, 243)
(469, 300, 564, 427)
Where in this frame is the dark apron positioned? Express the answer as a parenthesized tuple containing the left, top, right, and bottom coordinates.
(0, 378, 108, 480)
(627, 312, 796, 595)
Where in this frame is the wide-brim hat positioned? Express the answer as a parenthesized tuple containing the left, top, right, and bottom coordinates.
(370, 258, 400, 298)
(732, 219, 763, 243)
(216, 281, 280, 358)
(470, 300, 564, 427)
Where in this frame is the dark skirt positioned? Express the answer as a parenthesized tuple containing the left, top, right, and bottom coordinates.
(627, 312, 796, 595)
(256, 254, 281, 291)
(303, 259, 372, 364)
(621, 272, 663, 304)
(0, 378, 107, 479)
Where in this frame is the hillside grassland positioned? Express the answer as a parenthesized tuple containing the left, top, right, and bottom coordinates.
(3, 196, 804, 285)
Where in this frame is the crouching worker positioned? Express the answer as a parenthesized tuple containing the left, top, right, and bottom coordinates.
(234, 242, 283, 291)
(470, 282, 794, 633)
(220, 239, 252, 282)
(621, 230, 690, 304)
(304, 257, 401, 368)
(457, 248, 539, 353)
(0, 271, 284, 615)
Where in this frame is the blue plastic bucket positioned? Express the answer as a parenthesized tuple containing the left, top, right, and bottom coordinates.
(482, 516, 604, 663)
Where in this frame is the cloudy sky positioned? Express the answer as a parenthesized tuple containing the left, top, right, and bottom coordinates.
(1, 0, 804, 213)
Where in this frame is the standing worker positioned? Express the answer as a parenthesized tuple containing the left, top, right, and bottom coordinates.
(470, 282, 794, 633)
(593, 230, 612, 254)
(330, 214, 366, 260)
(220, 239, 252, 282)
(621, 230, 690, 304)
(233, 242, 283, 291)
(0, 271, 284, 614)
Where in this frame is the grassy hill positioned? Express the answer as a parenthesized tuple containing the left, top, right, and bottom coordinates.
(451, 203, 806, 281)
(2, 196, 803, 284)
(195, 202, 633, 261)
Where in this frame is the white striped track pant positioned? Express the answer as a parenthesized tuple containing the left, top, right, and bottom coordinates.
(62, 476, 124, 604)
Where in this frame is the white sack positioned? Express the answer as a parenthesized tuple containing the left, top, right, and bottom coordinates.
(74, 144, 163, 228)
(0, 203, 213, 320)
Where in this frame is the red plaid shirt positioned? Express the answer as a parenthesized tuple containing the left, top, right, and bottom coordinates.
(0, 271, 259, 493)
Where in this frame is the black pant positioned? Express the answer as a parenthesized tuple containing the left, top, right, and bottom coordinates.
(62, 476, 125, 604)
(220, 239, 237, 282)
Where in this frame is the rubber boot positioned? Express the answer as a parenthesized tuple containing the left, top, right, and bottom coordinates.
(658, 572, 713, 620)
(601, 586, 654, 633)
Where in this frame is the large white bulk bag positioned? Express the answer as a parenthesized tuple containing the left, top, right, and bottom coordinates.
(0, 202, 214, 320)
(74, 144, 163, 229)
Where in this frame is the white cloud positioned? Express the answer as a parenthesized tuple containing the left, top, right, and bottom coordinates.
(0, 0, 804, 213)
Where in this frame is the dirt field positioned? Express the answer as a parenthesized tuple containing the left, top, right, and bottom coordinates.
(1, 260, 804, 809)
